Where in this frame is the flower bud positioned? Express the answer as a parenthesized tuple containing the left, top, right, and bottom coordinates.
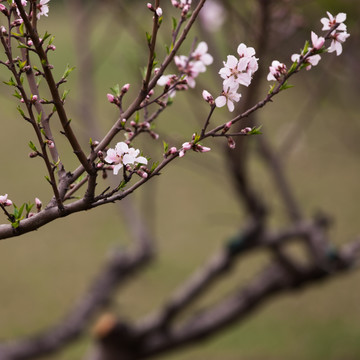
(97, 151, 104, 160)
(35, 197, 42, 212)
(156, 7, 163, 17)
(121, 83, 130, 93)
(107, 93, 115, 103)
(150, 131, 159, 140)
(202, 90, 214, 105)
(197, 145, 211, 153)
(227, 136, 236, 149)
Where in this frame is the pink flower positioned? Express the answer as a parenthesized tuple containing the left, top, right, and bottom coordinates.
(199, 0, 226, 33)
(311, 31, 325, 50)
(191, 42, 213, 67)
(219, 55, 251, 89)
(105, 142, 148, 175)
(328, 31, 350, 56)
(320, 12, 347, 32)
(215, 84, 241, 112)
(267, 60, 287, 81)
(0, 194, 12, 207)
(36, 0, 50, 20)
(291, 53, 321, 71)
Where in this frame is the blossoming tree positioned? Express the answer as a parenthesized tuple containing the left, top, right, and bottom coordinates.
(0, 1, 358, 359)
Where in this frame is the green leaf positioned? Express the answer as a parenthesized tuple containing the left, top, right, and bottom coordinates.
(110, 84, 120, 97)
(13, 89, 22, 99)
(18, 59, 27, 70)
(49, 36, 55, 45)
(19, 22, 24, 36)
(150, 161, 159, 173)
(172, 17, 177, 31)
(44, 175, 52, 185)
(302, 40, 310, 55)
(134, 111, 140, 124)
(193, 133, 201, 144)
(61, 89, 70, 101)
(3, 77, 16, 86)
(28, 141, 37, 152)
(17, 106, 25, 117)
(117, 180, 127, 190)
(279, 81, 294, 91)
(37, 111, 42, 123)
(25, 202, 34, 215)
(146, 32, 152, 45)
(62, 64, 75, 79)
(42, 31, 51, 42)
(268, 84, 276, 94)
(288, 61, 298, 75)
(248, 125, 263, 135)
(163, 141, 168, 153)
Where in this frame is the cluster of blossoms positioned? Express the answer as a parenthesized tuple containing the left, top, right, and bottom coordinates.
(171, 0, 191, 16)
(0, 194, 12, 207)
(267, 11, 350, 81)
(104, 142, 148, 176)
(157, 41, 213, 97)
(212, 43, 259, 112)
(1, 0, 51, 20)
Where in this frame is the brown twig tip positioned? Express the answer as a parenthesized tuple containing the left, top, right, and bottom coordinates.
(91, 313, 118, 339)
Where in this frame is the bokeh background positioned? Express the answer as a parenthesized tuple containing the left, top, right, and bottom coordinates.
(0, 0, 359, 359)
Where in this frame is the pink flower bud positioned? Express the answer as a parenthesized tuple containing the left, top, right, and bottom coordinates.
(156, 7, 163, 17)
(179, 149, 185, 157)
(47, 140, 55, 149)
(228, 137, 236, 149)
(121, 83, 130, 93)
(48, 45, 56, 51)
(107, 93, 115, 103)
(147, 3, 153, 10)
(197, 145, 211, 153)
(202, 90, 214, 105)
(121, 118, 127, 124)
(27, 39, 33, 46)
(169, 147, 177, 154)
(182, 142, 192, 151)
(311, 31, 325, 50)
(35, 197, 42, 211)
(222, 121, 232, 134)
(31, 95, 38, 102)
(0, 4, 6, 12)
(130, 120, 136, 127)
(150, 131, 159, 140)
(0, 26, 6, 34)
(96, 162, 104, 169)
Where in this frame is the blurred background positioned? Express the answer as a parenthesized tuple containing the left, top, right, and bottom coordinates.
(0, 0, 359, 359)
